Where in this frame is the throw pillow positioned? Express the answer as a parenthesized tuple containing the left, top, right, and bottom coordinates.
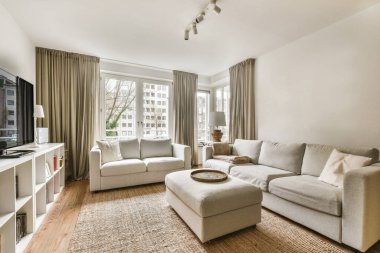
(318, 149, 372, 188)
(212, 142, 230, 156)
(213, 155, 251, 164)
(96, 140, 122, 164)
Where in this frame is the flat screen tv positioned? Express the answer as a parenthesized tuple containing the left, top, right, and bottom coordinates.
(0, 68, 34, 154)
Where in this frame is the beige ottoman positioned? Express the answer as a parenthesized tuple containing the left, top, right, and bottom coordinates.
(165, 170, 262, 242)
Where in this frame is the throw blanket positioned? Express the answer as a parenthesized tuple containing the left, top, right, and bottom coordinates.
(213, 155, 251, 164)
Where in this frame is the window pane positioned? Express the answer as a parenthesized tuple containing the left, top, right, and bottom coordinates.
(105, 77, 136, 138)
(215, 86, 230, 142)
(143, 82, 169, 139)
(197, 91, 210, 142)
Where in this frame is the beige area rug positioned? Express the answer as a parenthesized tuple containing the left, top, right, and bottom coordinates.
(68, 183, 352, 253)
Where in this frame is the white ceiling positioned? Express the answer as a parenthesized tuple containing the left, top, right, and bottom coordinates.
(1, 0, 379, 76)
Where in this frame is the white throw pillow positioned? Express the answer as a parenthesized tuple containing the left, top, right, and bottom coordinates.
(318, 149, 371, 188)
(96, 140, 122, 164)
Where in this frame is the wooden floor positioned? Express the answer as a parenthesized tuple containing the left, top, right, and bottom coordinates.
(25, 180, 88, 253)
(25, 180, 380, 253)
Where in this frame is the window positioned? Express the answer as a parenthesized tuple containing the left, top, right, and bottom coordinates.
(102, 75, 170, 139)
(197, 91, 210, 142)
(215, 85, 230, 142)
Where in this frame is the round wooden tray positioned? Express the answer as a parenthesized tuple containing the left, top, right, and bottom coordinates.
(190, 169, 228, 183)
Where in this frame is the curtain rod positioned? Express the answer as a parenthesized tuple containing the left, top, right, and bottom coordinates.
(100, 57, 173, 73)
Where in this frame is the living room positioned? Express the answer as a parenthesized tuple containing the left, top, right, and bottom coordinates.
(0, 0, 379, 252)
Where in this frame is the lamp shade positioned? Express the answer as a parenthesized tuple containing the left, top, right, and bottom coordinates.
(209, 112, 226, 127)
(34, 105, 45, 118)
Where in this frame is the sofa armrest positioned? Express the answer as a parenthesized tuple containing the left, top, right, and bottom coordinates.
(342, 163, 380, 252)
(202, 146, 213, 166)
(172, 143, 191, 170)
(89, 146, 102, 191)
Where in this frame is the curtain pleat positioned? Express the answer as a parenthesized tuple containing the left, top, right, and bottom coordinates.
(229, 58, 255, 143)
(36, 47, 100, 180)
(172, 70, 198, 165)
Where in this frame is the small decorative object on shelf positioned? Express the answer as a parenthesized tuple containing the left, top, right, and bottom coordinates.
(45, 163, 51, 178)
(15, 175, 19, 198)
(53, 155, 58, 171)
(59, 156, 64, 168)
(16, 213, 27, 244)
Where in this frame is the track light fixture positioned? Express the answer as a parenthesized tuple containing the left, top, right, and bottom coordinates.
(184, 0, 221, 40)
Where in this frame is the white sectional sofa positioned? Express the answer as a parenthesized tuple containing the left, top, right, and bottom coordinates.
(203, 139, 380, 252)
(90, 139, 191, 191)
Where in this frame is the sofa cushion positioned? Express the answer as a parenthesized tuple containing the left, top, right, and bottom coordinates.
(101, 159, 146, 177)
(301, 143, 379, 177)
(96, 140, 122, 164)
(119, 139, 140, 159)
(230, 165, 295, 192)
(232, 139, 263, 164)
(140, 139, 172, 159)
(204, 159, 253, 174)
(258, 141, 306, 174)
(143, 157, 184, 172)
(165, 170, 262, 218)
(269, 175, 342, 216)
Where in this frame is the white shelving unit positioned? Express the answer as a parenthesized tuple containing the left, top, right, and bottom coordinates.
(0, 143, 65, 253)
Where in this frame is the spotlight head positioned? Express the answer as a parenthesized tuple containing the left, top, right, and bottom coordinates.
(184, 30, 189, 40)
(213, 4, 221, 14)
(192, 23, 198, 34)
(210, 0, 221, 14)
(196, 12, 205, 23)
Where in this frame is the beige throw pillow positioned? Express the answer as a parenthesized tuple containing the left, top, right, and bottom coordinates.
(212, 143, 230, 156)
(96, 140, 122, 164)
(318, 149, 371, 188)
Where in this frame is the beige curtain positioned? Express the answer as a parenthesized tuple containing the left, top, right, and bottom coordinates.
(172, 70, 198, 165)
(36, 47, 100, 180)
(229, 58, 255, 143)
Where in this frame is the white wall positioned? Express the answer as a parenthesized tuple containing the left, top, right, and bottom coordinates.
(0, 3, 35, 84)
(255, 3, 380, 150)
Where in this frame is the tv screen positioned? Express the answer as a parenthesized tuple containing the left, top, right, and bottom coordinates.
(0, 68, 34, 151)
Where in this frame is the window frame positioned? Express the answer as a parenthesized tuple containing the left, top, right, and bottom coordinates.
(197, 89, 211, 143)
(99, 73, 172, 140)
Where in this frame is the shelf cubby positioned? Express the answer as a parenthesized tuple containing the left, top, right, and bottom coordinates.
(0, 167, 16, 216)
(35, 154, 46, 185)
(0, 214, 16, 253)
(15, 159, 33, 200)
(16, 197, 33, 253)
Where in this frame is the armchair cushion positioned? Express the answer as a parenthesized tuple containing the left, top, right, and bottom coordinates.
(119, 138, 140, 159)
(143, 157, 184, 172)
(140, 139, 172, 159)
(101, 159, 146, 176)
(96, 140, 122, 164)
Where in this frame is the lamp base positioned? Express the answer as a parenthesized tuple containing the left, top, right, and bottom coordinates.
(212, 129, 223, 142)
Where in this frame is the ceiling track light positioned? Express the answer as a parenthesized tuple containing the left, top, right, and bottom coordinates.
(184, 0, 221, 40)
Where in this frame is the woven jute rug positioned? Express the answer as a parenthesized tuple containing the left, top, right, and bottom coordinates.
(68, 183, 352, 253)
